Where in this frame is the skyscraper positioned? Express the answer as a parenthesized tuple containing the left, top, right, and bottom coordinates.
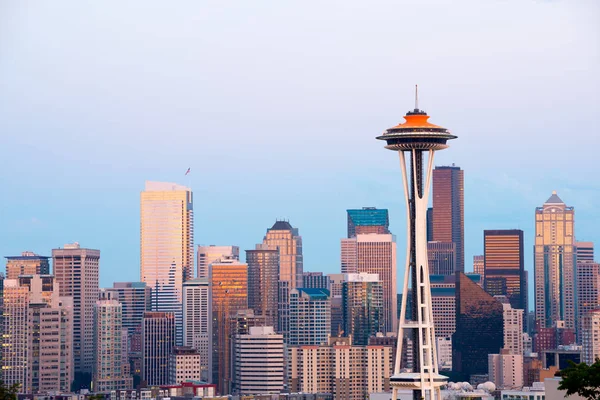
(197, 245, 239, 279)
(347, 207, 390, 238)
(52, 243, 99, 388)
(534, 191, 576, 330)
(93, 290, 133, 391)
(140, 181, 193, 304)
(210, 258, 248, 394)
(149, 262, 183, 345)
(342, 273, 383, 345)
(182, 277, 212, 382)
(453, 272, 504, 380)
(473, 255, 484, 277)
(484, 230, 526, 314)
(262, 220, 302, 336)
(246, 244, 279, 328)
(340, 234, 397, 333)
(106, 282, 151, 336)
(427, 241, 456, 275)
(328, 273, 345, 337)
(581, 309, 600, 365)
(142, 311, 175, 386)
(576, 261, 600, 341)
(302, 271, 330, 290)
(575, 242, 594, 263)
(232, 326, 284, 395)
(432, 165, 464, 272)
(5, 252, 50, 279)
(2, 275, 73, 394)
(377, 92, 455, 400)
(289, 288, 331, 346)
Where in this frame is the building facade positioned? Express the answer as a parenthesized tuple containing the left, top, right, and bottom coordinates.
(427, 241, 456, 275)
(106, 282, 151, 335)
(289, 288, 331, 346)
(581, 309, 600, 365)
(233, 326, 284, 395)
(210, 258, 248, 394)
(342, 273, 383, 345)
(346, 207, 390, 238)
(576, 261, 600, 341)
(302, 272, 330, 290)
(534, 191, 576, 330)
(140, 181, 193, 304)
(196, 245, 239, 279)
(5, 252, 50, 279)
(169, 347, 202, 384)
(93, 291, 132, 391)
(142, 312, 175, 386)
(246, 245, 279, 328)
(484, 230, 526, 314)
(340, 234, 397, 333)
(52, 243, 99, 386)
(432, 165, 465, 272)
(182, 277, 212, 382)
(488, 351, 524, 389)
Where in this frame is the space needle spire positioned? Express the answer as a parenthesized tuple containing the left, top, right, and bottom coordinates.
(376, 89, 456, 400)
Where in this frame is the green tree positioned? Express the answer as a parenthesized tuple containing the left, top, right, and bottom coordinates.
(559, 359, 600, 400)
(0, 381, 20, 400)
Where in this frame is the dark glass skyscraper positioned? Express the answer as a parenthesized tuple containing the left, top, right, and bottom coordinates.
(432, 165, 464, 272)
(347, 207, 390, 238)
(452, 272, 503, 380)
(483, 230, 526, 313)
(302, 272, 330, 290)
(342, 273, 383, 345)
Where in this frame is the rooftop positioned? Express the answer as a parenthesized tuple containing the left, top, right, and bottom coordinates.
(347, 208, 389, 226)
(270, 220, 294, 231)
(545, 190, 564, 204)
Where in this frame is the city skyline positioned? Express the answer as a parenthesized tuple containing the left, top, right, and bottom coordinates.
(1, 1, 598, 294)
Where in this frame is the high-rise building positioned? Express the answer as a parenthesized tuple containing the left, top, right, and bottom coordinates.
(106, 282, 151, 336)
(93, 290, 133, 391)
(581, 309, 600, 365)
(2, 275, 73, 394)
(499, 300, 524, 356)
(576, 261, 600, 341)
(182, 278, 212, 382)
(288, 336, 393, 399)
(210, 258, 248, 394)
(142, 311, 175, 386)
(328, 273, 345, 337)
(140, 181, 193, 304)
(488, 350, 524, 390)
(150, 262, 183, 346)
(5, 252, 50, 279)
(246, 244, 279, 328)
(427, 241, 456, 275)
(289, 288, 331, 346)
(534, 192, 576, 330)
(377, 93, 456, 400)
(169, 347, 202, 384)
(197, 245, 239, 279)
(232, 326, 284, 395)
(473, 255, 484, 277)
(484, 230, 526, 316)
(576, 242, 594, 263)
(342, 273, 383, 345)
(453, 272, 504, 380)
(52, 243, 99, 387)
(340, 234, 397, 333)
(436, 337, 452, 371)
(262, 220, 303, 289)
(302, 271, 330, 290)
(347, 207, 390, 238)
(432, 165, 465, 272)
(427, 207, 434, 242)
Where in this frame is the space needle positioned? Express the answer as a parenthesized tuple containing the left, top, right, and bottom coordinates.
(376, 87, 456, 400)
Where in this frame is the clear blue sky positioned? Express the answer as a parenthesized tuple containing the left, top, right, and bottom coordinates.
(1, 1, 598, 310)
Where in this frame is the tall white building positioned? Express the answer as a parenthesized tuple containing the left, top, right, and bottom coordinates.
(182, 277, 212, 382)
(93, 291, 132, 391)
(436, 337, 452, 371)
(488, 351, 524, 389)
(197, 245, 239, 279)
(502, 302, 524, 355)
(233, 326, 284, 395)
(169, 347, 202, 384)
(289, 288, 331, 346)
(340, 234, 397, 333)
(581, 309, 600, 365)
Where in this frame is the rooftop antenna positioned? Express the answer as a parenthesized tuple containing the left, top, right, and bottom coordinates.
(415, 84, 419, 110)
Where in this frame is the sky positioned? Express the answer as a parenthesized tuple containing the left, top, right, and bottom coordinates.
(0, 0, 599, 308)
